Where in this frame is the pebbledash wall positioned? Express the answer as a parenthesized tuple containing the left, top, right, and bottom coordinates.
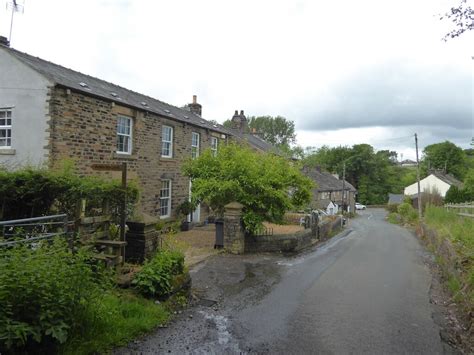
(47, 87, 226, 221)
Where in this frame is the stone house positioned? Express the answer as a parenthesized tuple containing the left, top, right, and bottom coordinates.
(303, 167, 357, 213)
(0, 38, 233, 222)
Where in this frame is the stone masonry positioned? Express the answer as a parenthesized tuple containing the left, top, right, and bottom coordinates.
(48, 87, 227, 221)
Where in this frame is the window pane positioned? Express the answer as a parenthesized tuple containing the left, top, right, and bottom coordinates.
(6, 111, 11, 118)
(0, 129, 7, 138)
(0, 112, 4, 118)
(0, 119, 5, 126)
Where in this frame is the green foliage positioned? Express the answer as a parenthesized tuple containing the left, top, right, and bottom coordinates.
(302, 144, 404, 205)
(223, 115, 296, 148)
(386, 204, 399, 213)
(183, 143, 313, 234)
(0, 166, 139, 221)
(421, 141, 467, 179)
(132, 250, 185, 297)
(175, 200, 196, 218)
(387, 212, 401, 224)
(424, 206, 474, 311)
(61, 291, 169, 354)
(0, 238, 108, 353)
(397, 202, 419, 224)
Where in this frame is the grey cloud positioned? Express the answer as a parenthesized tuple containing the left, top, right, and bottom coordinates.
(297, 61, 472, 131)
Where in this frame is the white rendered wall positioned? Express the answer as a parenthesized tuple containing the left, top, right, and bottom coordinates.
(404, 174, 451, 197)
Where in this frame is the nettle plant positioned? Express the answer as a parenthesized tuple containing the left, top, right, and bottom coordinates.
(132, 250, 185, 298)
(0, 238, 110, 352)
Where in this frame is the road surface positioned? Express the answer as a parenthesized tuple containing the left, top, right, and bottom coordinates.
(116, 209, 453, 354)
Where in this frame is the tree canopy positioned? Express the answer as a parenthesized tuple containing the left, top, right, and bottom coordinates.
(223, 115, 296, 148)
(183, 143, 313, 234)
(421, 141, 467, 179)
(302, 144, 416, 205)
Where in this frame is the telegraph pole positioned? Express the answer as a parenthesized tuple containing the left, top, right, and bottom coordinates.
(341, 161, 346, 228)
(415, 133, 422, 219)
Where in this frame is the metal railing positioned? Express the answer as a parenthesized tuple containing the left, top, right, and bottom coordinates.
(0, 214, 72, 247)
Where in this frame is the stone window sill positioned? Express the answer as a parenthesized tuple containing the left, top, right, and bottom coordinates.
(159, 158, 178, 163)
(0, 148, 16, 155)
(113, 152, 137, 160)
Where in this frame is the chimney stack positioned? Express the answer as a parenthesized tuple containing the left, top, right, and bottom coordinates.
(0, 36, 10, 47)
(187, 95, 202, 116)
(230, 109, 248, 132)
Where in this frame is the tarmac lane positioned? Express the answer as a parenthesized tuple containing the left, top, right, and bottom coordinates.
(116, 209, 454, 354)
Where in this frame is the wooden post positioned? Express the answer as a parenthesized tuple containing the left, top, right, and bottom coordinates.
(120, 162, 127, 263)
(415, 133, 422, 219)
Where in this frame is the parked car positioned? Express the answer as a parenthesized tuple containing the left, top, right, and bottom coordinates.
(355, 202, 366, 210)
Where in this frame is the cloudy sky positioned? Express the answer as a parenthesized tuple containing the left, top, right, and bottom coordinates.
(1, 0, 472, 159)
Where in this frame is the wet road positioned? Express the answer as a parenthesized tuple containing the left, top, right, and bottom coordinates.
(116, 209, 451, 354)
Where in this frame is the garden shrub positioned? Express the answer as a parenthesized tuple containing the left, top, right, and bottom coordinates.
(0, 238, 109, 353)
(386, 203, 399, 213)
(397, 202, 418, 224)
(132, 250, 185, 298)
(0, 167, 139, 221)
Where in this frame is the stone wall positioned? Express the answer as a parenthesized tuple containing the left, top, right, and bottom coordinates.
(48, 87, 225, 222)
(244, 216, 342, 253)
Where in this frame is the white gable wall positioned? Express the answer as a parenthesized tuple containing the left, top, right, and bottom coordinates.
(404, 174, 451, 197)
(0, 47, 51, 168)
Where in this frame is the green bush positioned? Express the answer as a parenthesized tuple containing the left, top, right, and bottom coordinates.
(0, 167, 139, 221)
(386, 204, 399, 213)
(132, 250, 185, 298)
(397, 202, 418, 224)
(0, 238, 109, 353)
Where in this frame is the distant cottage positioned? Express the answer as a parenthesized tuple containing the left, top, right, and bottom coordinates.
(404, 170, 463, 198)
(303, 167, 357, 213)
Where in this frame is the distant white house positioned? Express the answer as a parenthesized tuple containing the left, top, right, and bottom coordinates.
(404, 171, 463, 198)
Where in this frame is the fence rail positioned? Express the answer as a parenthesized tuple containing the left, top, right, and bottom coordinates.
(0, 214, 72, 248)
(444, 202, 474, 219)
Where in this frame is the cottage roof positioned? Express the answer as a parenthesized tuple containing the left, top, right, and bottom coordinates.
(388, 193, 404, 204)
(1, 45, 230, 135)
(430, 171, 463, 188)
(303, 168, 357, 192)
(227, 128, 280, 154)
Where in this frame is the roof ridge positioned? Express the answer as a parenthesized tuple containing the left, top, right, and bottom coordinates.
(6, 46, 177, 108)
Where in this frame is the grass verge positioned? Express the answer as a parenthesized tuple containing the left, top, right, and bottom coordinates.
(61, 289, 169, 355)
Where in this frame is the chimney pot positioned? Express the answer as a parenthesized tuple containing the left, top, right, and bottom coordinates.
(234, 110, 238, 115)
(193, 95, 197, 104)
(240, 110, 244, 116)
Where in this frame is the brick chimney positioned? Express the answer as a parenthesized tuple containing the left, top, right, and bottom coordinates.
(231, 110, 248, 132)
(0, 36, 10, 47)
(187, 95, 202, 116)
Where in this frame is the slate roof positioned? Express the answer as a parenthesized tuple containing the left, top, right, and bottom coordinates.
(388, 193, 404, 204)
(227, 128, 280, 154)
(303, 168, 357, 192)
(1, 44, 230, 135)
(431, 171, 463, 188)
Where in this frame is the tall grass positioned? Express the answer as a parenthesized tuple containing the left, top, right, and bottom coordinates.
(424, 206, 474, 307)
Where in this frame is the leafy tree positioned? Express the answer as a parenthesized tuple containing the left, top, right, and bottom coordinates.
(302, 144, 411, 205)
(223, 115, 296, 148)
(440, 0, 474, 40)
(183, 144, 313, 233)
(421, 141, 467, 179)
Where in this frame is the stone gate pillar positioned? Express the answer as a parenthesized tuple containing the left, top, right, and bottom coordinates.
(224, 202, 245, 254)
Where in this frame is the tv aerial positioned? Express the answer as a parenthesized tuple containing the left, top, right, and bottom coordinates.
(6, 0, 24, 43)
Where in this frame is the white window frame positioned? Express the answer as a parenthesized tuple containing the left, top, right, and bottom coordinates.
(211, 137, 218, 157)
(191, 132, 200, 159)
(160, 179, 172, 218)
(0, 108, 13, 149)
(162, 125, 173, 158)
(116, 115, 132, 154)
